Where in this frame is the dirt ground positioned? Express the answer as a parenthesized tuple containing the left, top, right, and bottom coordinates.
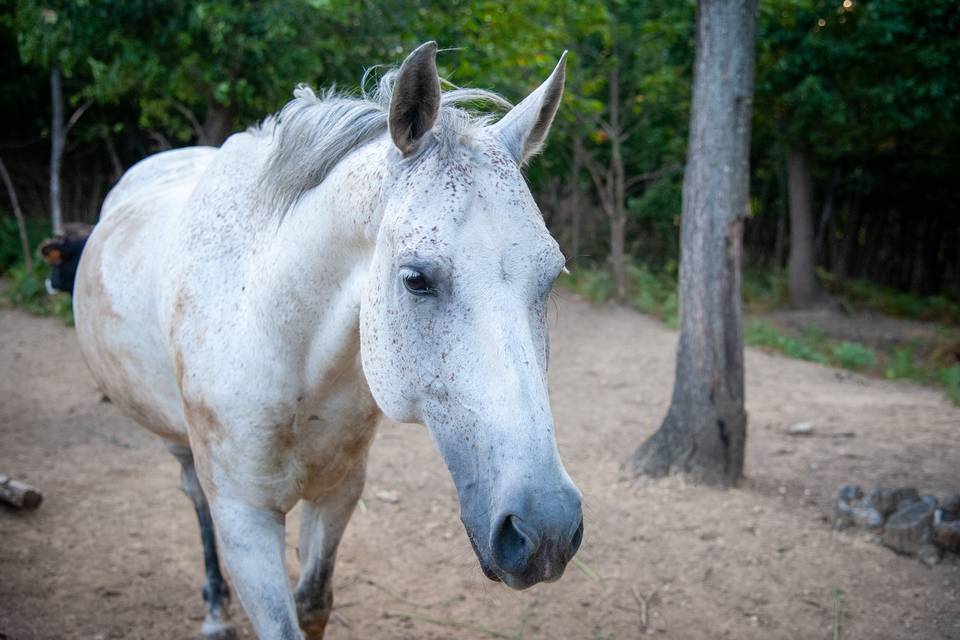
(1, 296, 958, 640)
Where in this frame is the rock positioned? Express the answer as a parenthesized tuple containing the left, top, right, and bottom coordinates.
(833, 484, 863, 529)
(785, 422, 814, 436)
(933, 509, 960, 552)
(918, 543, 942, 567)
(864, 487, 920, 517)
(838, 484, 863, 502)
(940, 493, 960, 517)
(833, 483, 884, 530)
(374, 489, 400, 504)
(882, 499, 936, 555)
(851, 504, 885, 530)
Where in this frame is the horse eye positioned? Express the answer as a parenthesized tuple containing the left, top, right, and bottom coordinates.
(401, 270, 433, 296)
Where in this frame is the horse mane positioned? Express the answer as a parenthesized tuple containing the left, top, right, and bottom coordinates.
(255, 67, 513, 218)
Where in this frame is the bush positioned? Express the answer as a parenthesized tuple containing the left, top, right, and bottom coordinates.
(0, 216, 51, 273)
(745, 320, 829, 364)
(3, 258, 74, 325)
(626, 263, 676, 323)
(831, 341, 877, 370)
(885, 344, 918, 379)
(742, 269, 788, 311)
(836, 278, 960, 324)
(577, 269, 615, 304)
(941, 364, 960, 406)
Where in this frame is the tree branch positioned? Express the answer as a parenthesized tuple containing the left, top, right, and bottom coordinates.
(63, 99, 93, 137)
(0, 157, 34, 272)
(624, 163, 683, 192)
(171, 101, 206, 142)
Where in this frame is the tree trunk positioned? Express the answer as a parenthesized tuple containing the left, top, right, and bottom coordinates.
(773, 154, 787, 269)
(629, 0, 757, 487)
(50, 65, 64, 236)
(200, 102, 234, 146)
(607, 63, 627, 301)
(102, 127, 124, 183)
(571, 137, 584, 261)
(0, 157, 33, 272)
(786, 147, 819, 307)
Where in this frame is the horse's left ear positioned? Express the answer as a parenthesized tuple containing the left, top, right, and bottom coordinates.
(389, 41, 441, 155)
(488, 51, 568, 165)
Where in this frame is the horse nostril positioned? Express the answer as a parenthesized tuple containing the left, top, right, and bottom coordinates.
(567, 518, 584, 561)
(492, 514, 539, 574)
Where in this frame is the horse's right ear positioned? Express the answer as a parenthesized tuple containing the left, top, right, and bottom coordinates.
(389, 41, 441, 155)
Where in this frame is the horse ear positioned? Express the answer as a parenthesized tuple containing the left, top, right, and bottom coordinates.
(389, 41, 441, 155)
(489, 51, 568, 165)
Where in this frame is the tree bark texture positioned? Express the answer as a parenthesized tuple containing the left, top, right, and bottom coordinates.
(787, 147, 820, 307)
(629, 0, 757, 487)
(0, 157, 33, 272)
(49, 65, 64, 236)
(201, 102, 235, 146)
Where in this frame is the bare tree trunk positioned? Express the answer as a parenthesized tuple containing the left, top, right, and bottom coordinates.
(815, 170, 839, 255)
(0, 157, 33, 272)
(50, 65, 64, 236)
(607, 63, 627, 300)
(787, 147, 820, 307)
(773, 154, 788, 270)
(571, 137, 585, 261)
(201, 102, 235, 146)
(102, 127, 124, 183)
(629, 0, 757, 487)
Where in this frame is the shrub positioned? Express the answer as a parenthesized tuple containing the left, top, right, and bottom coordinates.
(885, 344, 918, 379)
(940, 364, 960, 406)
(832, 341, 877, 370)
(3, 258, 74, 325)
(578, 268, 615, 304)
(0, 216, 51, 273)
(742, 269, 788, 311)
(745, 320, 829, 364)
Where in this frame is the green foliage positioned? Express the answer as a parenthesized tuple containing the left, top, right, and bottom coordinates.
(745, 320, 830, 364)
(831, 341, 877, 370)
(742, 269, 788, 311)
(885, 343, 917, 379)
(625, 263, 678, 326)
(562, 262, 678, 324)
(3, 257, 73, 325)
(562, 267, 614, 304)
(940, 364, 960, 406)
(832, 278, 960, 324)
(0, 216, 50, 272)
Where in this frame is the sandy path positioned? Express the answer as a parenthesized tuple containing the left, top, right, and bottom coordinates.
(1, 297, 958, 639)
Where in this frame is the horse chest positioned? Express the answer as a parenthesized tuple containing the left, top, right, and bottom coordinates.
(290, 386, 381, 503)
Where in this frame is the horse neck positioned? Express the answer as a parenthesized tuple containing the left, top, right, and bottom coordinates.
(243, 139, 389, 356)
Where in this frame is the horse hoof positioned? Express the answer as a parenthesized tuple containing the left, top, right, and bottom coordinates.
(201, 618, 236, 640)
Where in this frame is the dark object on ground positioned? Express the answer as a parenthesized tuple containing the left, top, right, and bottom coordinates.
(39, 222, 92, 294)
(882, 498, 936, 555)
(933, 507, 960, 552)
(941, 494, 960, 517)
(834, 483, 959, 566)
(0, 473, 43, 509)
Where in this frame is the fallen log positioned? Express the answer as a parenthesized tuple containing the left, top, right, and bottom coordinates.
(0, 473, 43, 509)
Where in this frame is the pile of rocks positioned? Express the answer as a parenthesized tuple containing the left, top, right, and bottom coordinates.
(834, 484, 960, 567)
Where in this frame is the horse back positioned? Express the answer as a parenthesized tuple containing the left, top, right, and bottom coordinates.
(74, 147, 218, 444)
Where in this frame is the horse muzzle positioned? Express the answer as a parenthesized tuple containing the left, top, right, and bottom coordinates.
(465, 481, 584, 590)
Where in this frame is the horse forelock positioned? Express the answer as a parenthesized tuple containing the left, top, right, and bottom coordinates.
(256, 67, 513, 220)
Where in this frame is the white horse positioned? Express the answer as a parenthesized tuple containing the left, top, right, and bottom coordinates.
(74, 42, 582, 640)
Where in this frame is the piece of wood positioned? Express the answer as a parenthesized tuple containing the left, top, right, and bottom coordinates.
(0, 473, 43, 509)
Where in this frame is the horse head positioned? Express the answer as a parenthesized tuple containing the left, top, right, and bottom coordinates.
(360, 42, 582, 590)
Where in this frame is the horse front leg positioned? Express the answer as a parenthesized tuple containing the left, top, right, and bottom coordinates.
(210, 497, 304, 640)
(294, 461, 367, 639)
